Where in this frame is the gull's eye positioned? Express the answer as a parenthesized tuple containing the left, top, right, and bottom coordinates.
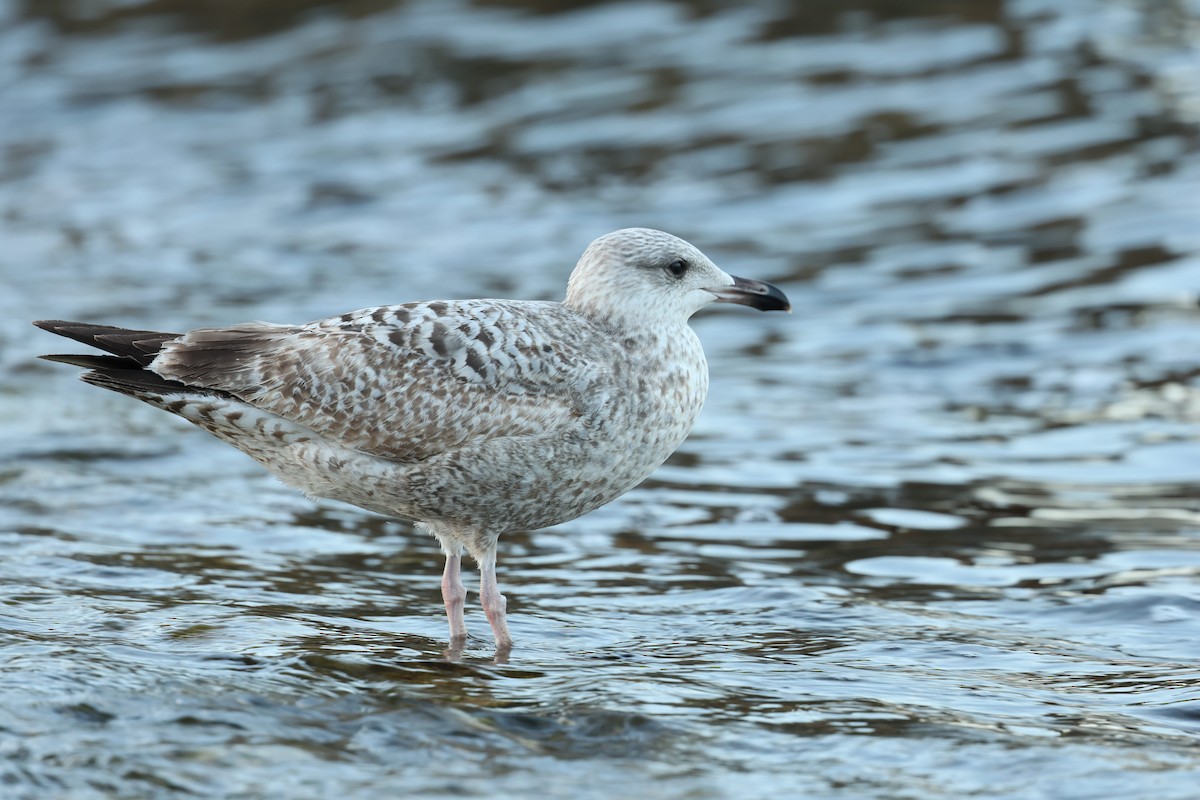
(664, 258, 689, 279)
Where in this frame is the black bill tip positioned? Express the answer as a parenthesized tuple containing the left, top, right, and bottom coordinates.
(709, 275, 791, 312)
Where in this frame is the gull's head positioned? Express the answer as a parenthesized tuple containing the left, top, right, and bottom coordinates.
(565, 228, 790, 325)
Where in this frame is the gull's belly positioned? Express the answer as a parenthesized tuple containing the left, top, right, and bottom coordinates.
(267, 326, 712, 535)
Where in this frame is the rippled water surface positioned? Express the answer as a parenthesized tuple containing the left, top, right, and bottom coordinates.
(2, 0, 1200, 797)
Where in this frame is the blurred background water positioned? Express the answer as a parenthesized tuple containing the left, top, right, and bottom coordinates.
(1, 0, 1199, 797)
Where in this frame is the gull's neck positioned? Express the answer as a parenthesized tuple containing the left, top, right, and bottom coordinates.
(563, 294, 692, 334)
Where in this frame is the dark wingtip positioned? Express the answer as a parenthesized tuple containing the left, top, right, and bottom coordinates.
(33, 319, 75, 332)
(33, 319, 182, 365)
(78, 366, 198, 397)
(40, 353, 137, 369)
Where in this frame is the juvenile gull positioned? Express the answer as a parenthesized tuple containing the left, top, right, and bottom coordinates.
(35, 228, 790, 650)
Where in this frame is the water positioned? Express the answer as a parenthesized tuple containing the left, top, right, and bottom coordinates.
(2, 0, 1199, 797)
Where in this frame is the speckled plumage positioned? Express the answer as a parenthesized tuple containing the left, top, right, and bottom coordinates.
(152, 299, 706, 544)
(36, 228, 790, 650)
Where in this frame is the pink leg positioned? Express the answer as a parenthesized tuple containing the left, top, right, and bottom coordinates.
(478, 551, 512, 651)
(441, 550, 467, 642)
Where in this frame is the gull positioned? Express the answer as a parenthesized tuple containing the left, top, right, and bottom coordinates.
(35, 228, 790, 651)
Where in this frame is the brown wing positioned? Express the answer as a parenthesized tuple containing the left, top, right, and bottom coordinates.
(149, 300, 604, 461)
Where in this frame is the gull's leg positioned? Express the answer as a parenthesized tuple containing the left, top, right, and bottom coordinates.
(441, 547, 468, 642)
(478, 548, 512, 651)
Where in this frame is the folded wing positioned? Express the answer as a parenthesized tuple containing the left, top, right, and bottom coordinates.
(150, 300, 596, 462)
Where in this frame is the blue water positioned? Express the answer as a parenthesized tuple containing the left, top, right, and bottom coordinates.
(1, 0, 1199, 797)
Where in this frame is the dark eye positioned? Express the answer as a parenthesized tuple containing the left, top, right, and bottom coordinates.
(664, 258, 689, 279)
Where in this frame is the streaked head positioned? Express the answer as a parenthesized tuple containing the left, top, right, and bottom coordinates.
(565, 228, 790, 325)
